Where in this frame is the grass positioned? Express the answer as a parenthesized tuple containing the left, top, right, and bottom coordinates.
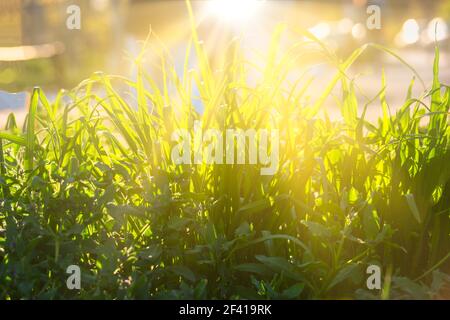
(0, 2, 449, 299)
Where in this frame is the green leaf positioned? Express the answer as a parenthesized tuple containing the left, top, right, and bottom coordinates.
(328, 263, 360, 290)
(238, 199, 271, 215)
(282, 283, 305, 299)
(234, 263, 272, 276)
(169, 266, 196, 283)
(0, 132, 26, 146)
(235, 221, 251, 237)
(255, 255, 304, 281)
(138, 245, 162, 263)
(361, 206, 380, 240)
(301, 220, 331, 238)
(405, 194, 422, 224)
(194, 279, 208, 299)
(392, 276, 428, 299)
(168, 216, 192, 231)
(25, 87, 39, 171)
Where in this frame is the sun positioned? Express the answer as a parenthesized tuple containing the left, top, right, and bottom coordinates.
(205, 0, 264, 24)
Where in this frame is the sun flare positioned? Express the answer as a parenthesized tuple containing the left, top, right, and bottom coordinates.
(205, 0, 264, 23)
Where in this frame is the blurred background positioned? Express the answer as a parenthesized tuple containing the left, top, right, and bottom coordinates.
(0, 0, 449, 122)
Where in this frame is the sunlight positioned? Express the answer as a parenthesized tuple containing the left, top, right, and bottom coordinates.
(308, 22, 331, 40)
(205, 0, 264, 23)
(399, 19, 420, 45)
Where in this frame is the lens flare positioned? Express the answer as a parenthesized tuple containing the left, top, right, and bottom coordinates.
(427, 17, 449, 42)
(206, 0, 264, 23)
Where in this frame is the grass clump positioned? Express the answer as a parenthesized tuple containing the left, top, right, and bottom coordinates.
(0, 4, 449, 300)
